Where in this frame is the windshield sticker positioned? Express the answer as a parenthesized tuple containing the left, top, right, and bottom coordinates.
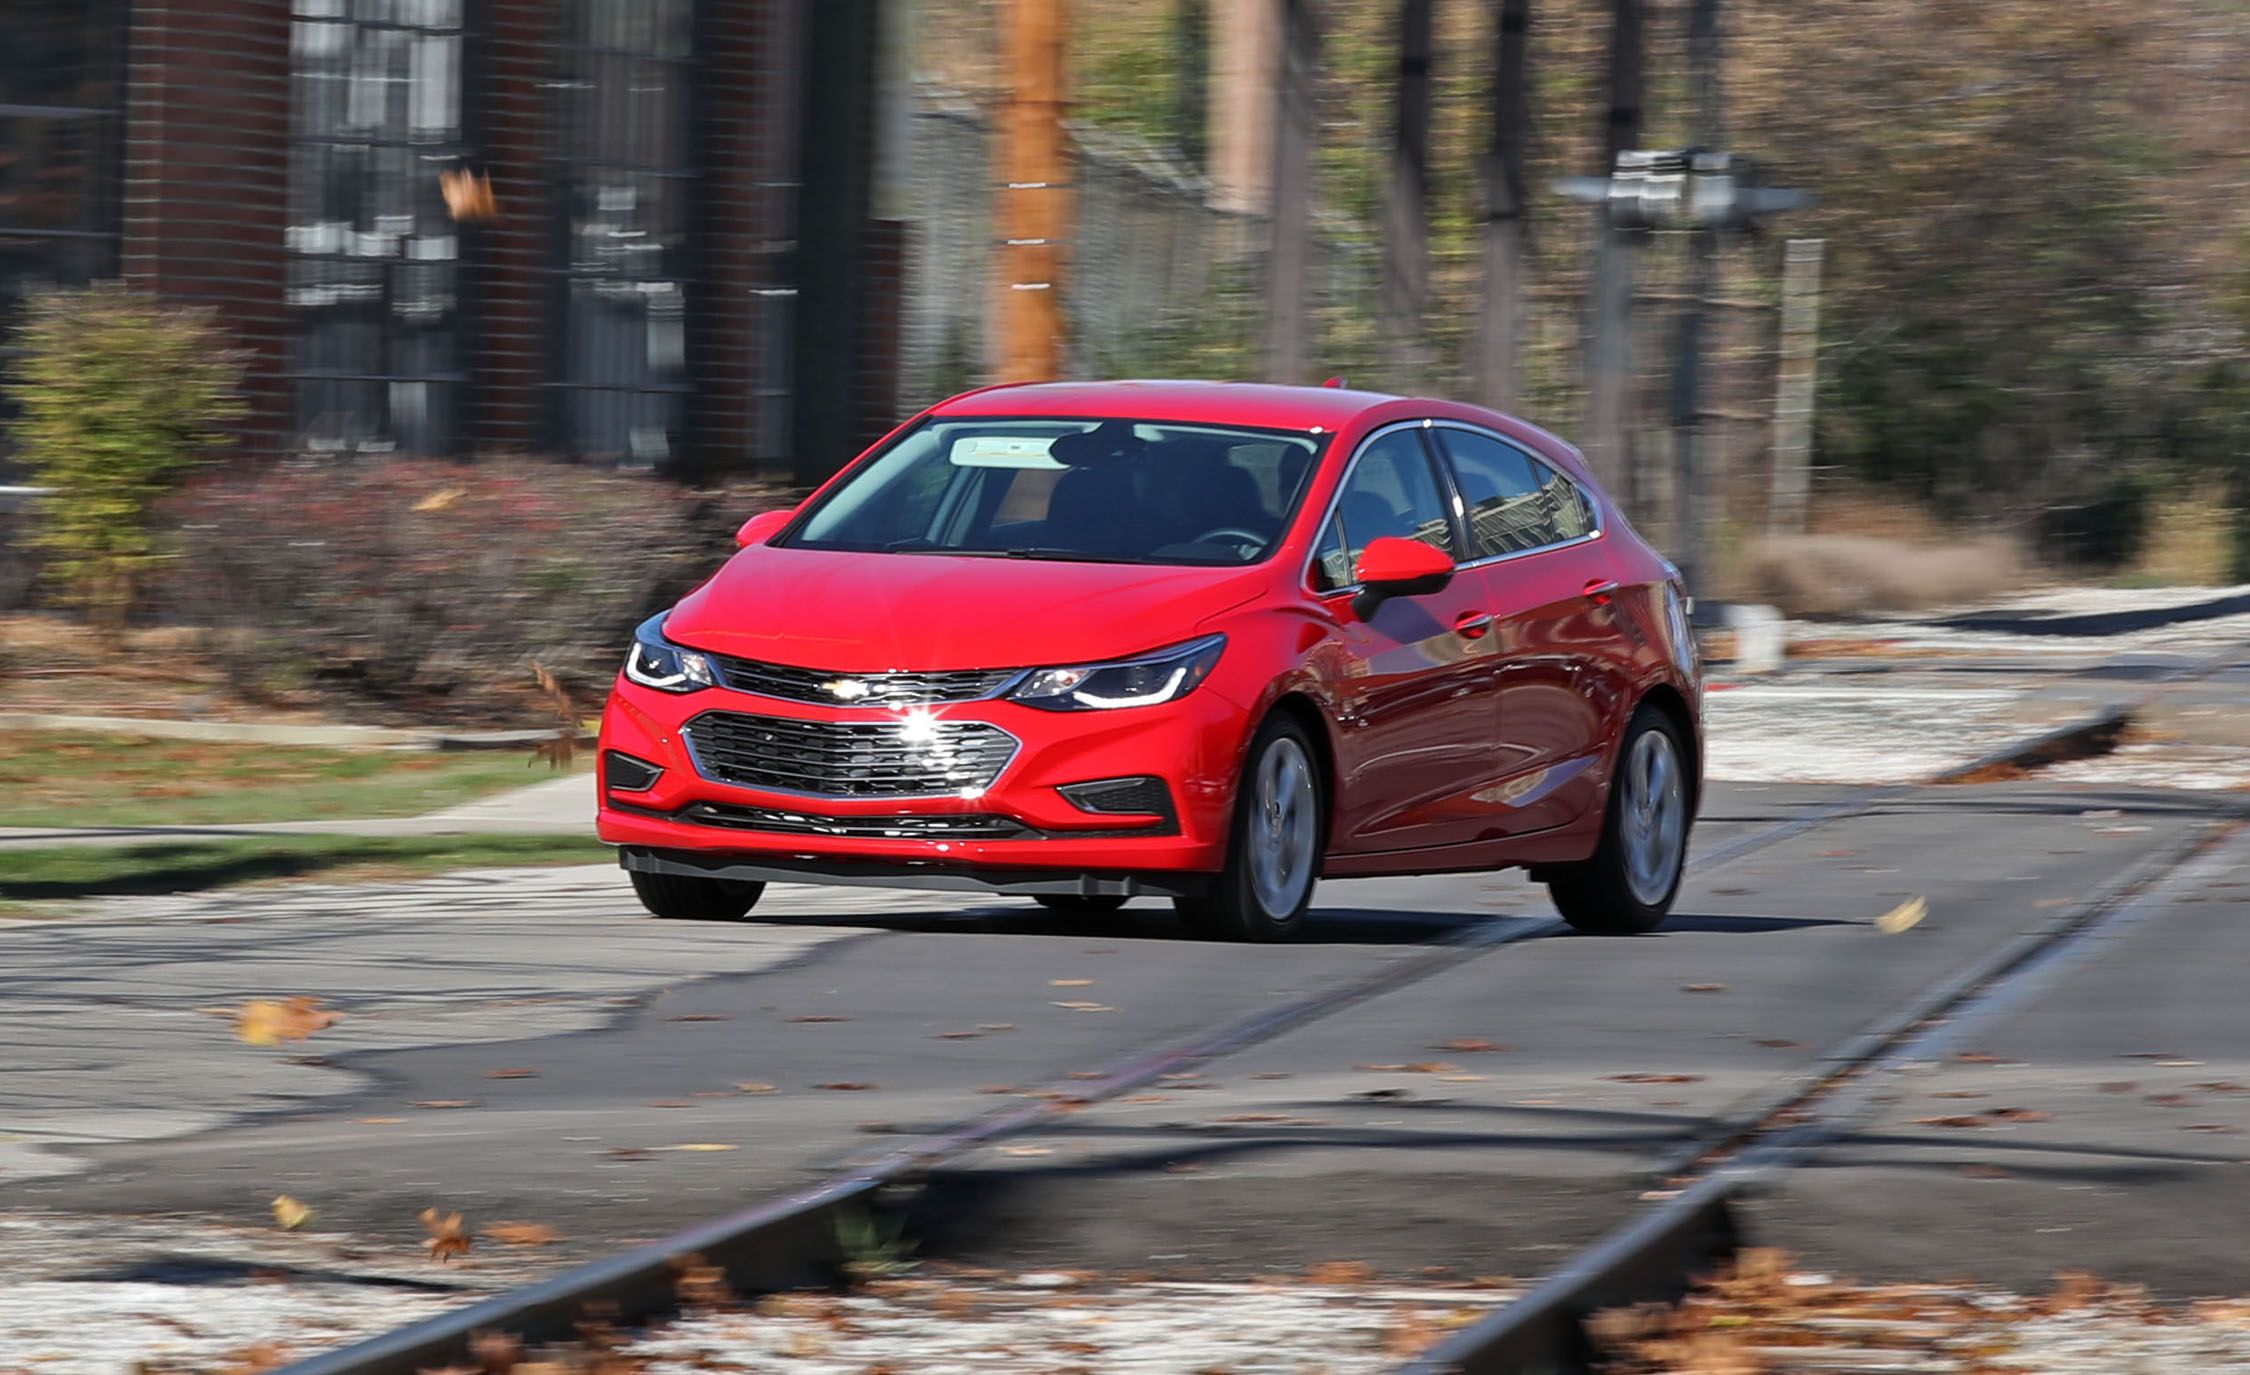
(949, 435, 1066, 469)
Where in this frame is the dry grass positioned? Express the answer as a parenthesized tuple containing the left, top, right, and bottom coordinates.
(1730, 532, 2030, 618)
(2131, 481, 2237, 586)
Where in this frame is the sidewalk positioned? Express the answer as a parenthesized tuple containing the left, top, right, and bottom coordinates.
(0, 773, 593, 850)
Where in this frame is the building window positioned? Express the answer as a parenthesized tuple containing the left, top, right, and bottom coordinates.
(287, 0, 466, 455)
(549, 0, 696, 469)
(0, 0, 127, 362)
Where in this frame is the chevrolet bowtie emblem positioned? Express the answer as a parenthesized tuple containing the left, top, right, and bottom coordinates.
(821, 677, 872, 701)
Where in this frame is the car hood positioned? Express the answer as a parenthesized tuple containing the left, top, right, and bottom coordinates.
(661, 545, 1272, 672)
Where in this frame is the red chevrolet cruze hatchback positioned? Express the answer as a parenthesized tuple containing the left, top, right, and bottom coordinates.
(599, 381, 1700, 940)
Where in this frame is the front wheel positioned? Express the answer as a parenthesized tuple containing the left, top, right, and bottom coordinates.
(1546, 705, 1690, 935)
(1173, 715, 1325, 941)
(630, 869, 766, 922)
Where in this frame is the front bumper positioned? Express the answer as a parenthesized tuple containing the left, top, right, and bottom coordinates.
(595, 675, 1249, 878)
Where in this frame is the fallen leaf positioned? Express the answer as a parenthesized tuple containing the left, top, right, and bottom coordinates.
(1754, 1039, 1803, 1049)
(1607, 1072, 1705, 1084)
(2192, 1081, 2249, 1094)
(977, 1023, 1017, 1031)
(789, 1014, 848, 1023)
(999, 1145, 1053, 1156)
(649, 1100, 695, 1108)
(2155, 1059, 2206, 1068)
(1875, 896, 1928, 935)
(977, 1084, 1020, 1094)
(1436, 1038, 1506, 1052)
(668, 1013, 730, 1022)
(1814, 849, 1857, 858)
(1405, 1062, 1461, 1074)
(1050, 1001, 1116, 1013)
(354, 1116, 403, 1124)
(1050, 978, 1094, 987)
(1350, 1087, 1411, 1101)
(1961, 1163, 2010, 1179)
(1439, 1073, 1489, 1083)
(1931, 1090, 1988, 1100)
(2147, 1093, 2193, 1107)
(2098, 1082, 2138, 1094)
(419, 1207, 471, 1262)
(933, 1030, 983, 1040)
(483, 1221, 561, 1246)
(411, 1099, 479, 1110)
(1119, 1093, 1173, 1104)
(2184, 1123, 2242, 1134)
(2121, 1051, 2188, 1060)
(814, 1082, 874, 1091)
(485, 1067, 538, 1079)
(271, 1195, 313, 1230)
(1251, 1071, 1296, 1079)
(660, 1143, 740, 1152)
(603, 1147, 651, 1161)
(1985, 1107, 2050, 1123)
(1354, 1063, 1411, 1072)
(735, 1082, 779, 1094)
(1681, 983, 1728, 994)
(1306, 1260, 1376, 1285)
(1913, 1115, 1993, 1129)
(1065, 1071, 1106, 1080)
(1954, 1051, 2013, 1064)
(236, 997, 340, 1047)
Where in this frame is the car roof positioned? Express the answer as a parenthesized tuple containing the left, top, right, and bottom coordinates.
(930, 379, 1402, 432)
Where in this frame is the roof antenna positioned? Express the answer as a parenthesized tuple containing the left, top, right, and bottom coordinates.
(1321, 376, 1348, 388)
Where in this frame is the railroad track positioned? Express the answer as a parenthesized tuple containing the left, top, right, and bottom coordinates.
(276, 650, 2241, 1375)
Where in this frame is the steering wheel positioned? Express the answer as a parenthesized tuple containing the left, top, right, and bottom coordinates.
(1192, 526, 1268, 551)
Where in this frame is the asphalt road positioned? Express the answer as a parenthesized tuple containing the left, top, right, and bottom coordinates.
(5, 777, 2240, 1308)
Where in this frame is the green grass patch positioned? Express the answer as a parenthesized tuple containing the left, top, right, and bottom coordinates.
(0, 834, 614, 917)
(0, 731, 587, 828)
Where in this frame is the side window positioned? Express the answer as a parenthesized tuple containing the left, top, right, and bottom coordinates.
(1330, 430, 1456, 579)
(1536, 459, 1598, 539)
(1309, 514, 1354, 592)
(1434, 428, 1558, 557)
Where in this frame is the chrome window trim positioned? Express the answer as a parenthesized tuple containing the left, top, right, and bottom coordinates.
(678, 714, 1024, 803)
(1298, 419, 1451, 596)
(1426, 420, 1605, 574)
(1301, 418, 1605, 595)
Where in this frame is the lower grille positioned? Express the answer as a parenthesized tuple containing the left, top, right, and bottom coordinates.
(684, 710, 1018, 798)
(677, 802, 1035, 841)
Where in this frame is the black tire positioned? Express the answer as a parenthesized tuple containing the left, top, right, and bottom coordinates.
(1546, 704, 1691, 935)
(630, 869, 766, 922)
(1034, 894, 1131, 916)
(1172, 715, 1326, 942)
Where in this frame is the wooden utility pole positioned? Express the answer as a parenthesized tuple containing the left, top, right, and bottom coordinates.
(1582, 0, 1642, 498)
(1474, 0, 1531, 410)
(1672, 0, 1722, 598)
(1261, 0, 1320, 384)
(1769, 236, 1823, 533)
(1380, 0, 1434, 388)
(1209, 0, 1281, 215)
(996, 0, 1070, 382)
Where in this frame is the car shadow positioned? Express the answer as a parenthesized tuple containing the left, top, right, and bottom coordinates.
(753, 903, 1858, 945)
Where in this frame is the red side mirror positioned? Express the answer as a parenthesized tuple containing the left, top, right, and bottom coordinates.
(1350, 536, 1454, 618)
(735, 509, 792, 548)
(1353, 535, 1453, 591)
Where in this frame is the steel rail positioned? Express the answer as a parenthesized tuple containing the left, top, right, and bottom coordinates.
(1398, 811, 2250, 1375)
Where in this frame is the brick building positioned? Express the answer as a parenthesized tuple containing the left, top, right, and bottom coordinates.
(0, 0, 902, 482)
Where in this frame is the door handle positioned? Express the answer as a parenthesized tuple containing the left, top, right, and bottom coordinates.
(1583, 579, 1620, 605)
(1454, 611, 1494, 640)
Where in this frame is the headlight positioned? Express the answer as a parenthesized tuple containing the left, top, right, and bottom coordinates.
(623, 614, 715, 693)
(1009, 635, 1225, 712)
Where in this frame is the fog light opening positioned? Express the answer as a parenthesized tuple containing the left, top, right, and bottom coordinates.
(1058, 776, 1173, 818)
(604, 750, 666, 793)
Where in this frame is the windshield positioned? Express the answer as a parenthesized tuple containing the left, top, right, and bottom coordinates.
(778, 417, 1329, 566)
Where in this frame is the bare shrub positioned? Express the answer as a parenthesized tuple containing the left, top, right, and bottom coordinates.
(155, 459, 793, 723)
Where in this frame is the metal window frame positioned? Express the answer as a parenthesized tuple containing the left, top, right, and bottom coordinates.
(284, 0, 472, 455)
(539, 0, 704, 468)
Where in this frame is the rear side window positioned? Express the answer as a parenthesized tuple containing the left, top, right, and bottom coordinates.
(1433, 428, 1595, 558)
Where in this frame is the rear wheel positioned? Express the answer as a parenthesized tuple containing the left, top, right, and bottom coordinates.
(1545, 704, 1689, 935)
(630, 870, 766, 922)
(1173, 715, 1324, 941)
(1033, 894, 1129, 916)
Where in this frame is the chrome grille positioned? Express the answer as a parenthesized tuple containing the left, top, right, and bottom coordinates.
(704, 655, 1019, 707)
(684, 711, 1018, 798)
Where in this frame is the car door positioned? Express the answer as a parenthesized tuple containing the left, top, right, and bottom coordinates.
(1308, 423, 1510, 854)
(1428, 424, 1615, 836)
